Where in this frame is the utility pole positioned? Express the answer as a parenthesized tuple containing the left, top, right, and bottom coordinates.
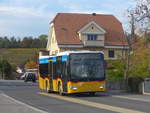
(0, 56, 4, 80)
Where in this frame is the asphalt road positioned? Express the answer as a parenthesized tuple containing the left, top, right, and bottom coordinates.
(0, 80, 150, 113)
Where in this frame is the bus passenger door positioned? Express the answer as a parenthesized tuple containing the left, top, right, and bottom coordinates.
(49, 61, 53, 91)
(62, 62, 68, 93)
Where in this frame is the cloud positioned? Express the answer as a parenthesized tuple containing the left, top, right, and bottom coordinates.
(0, 6, 41, 17)
(0, 2, 55, 37)
(0, 2, 55, 18)
(0, 0, 135, 37)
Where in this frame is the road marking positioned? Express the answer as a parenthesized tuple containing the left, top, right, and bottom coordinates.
(112, 95, 150, 103)
(2, 93, 48, 113)
(39, 92, 144, 113)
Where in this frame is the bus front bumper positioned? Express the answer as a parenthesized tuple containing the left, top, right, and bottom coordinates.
(67, 81, 106, 94)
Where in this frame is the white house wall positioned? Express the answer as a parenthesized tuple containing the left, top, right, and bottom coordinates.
(47, 24, 59, 55)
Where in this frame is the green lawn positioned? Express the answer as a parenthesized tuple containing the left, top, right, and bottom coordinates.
(0, 48, 45, 66)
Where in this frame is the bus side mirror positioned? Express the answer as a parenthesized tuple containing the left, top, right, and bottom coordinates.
(104, 61, 107, 69)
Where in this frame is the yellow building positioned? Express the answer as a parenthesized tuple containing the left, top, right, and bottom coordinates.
(46, 13, 129, 59)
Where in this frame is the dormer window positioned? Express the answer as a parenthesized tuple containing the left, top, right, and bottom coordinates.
(87, 34, 97, 41)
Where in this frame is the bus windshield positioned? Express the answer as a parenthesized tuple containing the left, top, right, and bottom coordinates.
(70, 53, 105, 81)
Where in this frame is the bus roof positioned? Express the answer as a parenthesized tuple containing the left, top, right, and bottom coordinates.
(39, 51, 104, 59)
(57, 51, 104, 56)
(39, 56, 50, 59)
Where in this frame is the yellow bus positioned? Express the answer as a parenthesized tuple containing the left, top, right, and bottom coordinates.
(38, 51, 106, 95)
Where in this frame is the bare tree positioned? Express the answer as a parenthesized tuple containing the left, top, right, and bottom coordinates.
(126, 0, 150, 50)
(127, 9, 137, 44)
(134, 0, 150, 31)
(124, 9, 137, 82)
(125, 0, 150, 86)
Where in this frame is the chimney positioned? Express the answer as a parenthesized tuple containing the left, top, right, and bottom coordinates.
(92, 13, 96, 16)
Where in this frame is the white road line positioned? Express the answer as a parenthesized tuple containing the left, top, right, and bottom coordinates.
(2, 93, 48, 113)
(112, 95, 150, 103)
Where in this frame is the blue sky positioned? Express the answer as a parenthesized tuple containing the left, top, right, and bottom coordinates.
(0, 0, 135, 38)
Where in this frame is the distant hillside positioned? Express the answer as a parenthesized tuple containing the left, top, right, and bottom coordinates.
(0, 48, 45, 66)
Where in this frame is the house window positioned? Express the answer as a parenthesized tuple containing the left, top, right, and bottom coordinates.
(55, 50, 58, 54)
(87, 34, 97, 41)
(108, 50, 115, 58)
(52, 51, 55, 55)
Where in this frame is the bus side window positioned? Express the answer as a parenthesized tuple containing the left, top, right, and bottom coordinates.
(62, 62, 66, 78)
(56, 62, 65, 79)
(49, 61, 53, 77)
(39, 63, 48, 77)
(56, 56, 62, 78)
(57, 62, 61, 76)
(53, 62, 57, 79)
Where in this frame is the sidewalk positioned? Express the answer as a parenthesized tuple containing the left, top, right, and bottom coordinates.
(0, 80, 38, 86)
(106, 90, 150, 103)
(0, 92, 47, 113)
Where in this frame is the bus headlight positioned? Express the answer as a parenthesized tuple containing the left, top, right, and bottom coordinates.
(99, 84, 105, 89)
(70, 86, 77, 90)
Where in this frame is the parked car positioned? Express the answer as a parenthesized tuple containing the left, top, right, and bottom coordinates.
(23, 72, 37, 82)
(20, 73, 26, 80)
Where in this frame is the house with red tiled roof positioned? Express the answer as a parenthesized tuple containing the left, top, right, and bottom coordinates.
(47, 13, 129, 59)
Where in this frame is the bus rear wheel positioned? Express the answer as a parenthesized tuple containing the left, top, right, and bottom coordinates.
(46, 81, 50, 93)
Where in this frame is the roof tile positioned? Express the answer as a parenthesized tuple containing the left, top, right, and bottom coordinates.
(52, 13, 128, 46)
